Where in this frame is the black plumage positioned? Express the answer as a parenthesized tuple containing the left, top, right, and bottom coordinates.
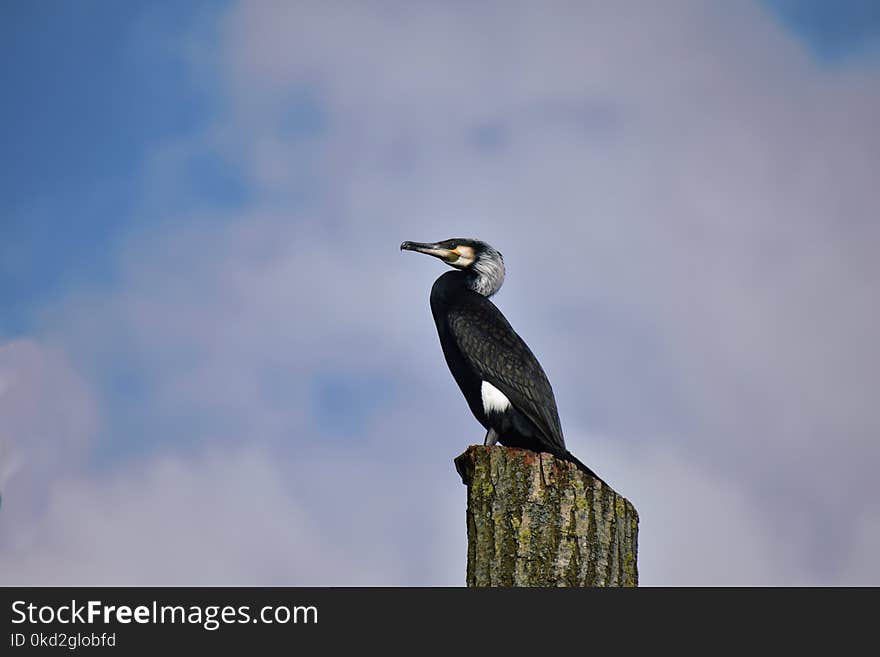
(401, 238, 603, 482)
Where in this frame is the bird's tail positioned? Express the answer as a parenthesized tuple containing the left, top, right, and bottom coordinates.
(561, 450, 608, 487)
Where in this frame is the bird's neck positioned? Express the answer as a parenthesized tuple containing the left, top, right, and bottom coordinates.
(466, 257, 505, 297)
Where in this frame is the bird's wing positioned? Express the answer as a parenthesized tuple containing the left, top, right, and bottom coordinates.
(446, 292, 566, 453)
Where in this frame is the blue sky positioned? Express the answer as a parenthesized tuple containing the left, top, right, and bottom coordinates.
(1, 1, 231, 337)
(1, 1, 880, 585)
(766, 0, 880, 60)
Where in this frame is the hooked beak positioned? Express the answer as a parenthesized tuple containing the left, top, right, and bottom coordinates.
(400, 240, 458, 263)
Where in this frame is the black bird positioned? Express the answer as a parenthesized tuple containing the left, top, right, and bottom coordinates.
(401, 238, 604, 483)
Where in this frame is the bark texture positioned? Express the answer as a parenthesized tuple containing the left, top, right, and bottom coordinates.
(455, 445, 638, 587)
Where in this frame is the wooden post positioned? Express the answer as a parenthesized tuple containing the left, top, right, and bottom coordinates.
(454, 445, 639, 587)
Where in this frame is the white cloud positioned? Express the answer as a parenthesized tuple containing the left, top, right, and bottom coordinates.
(839, 508, 880, 586)
(0, 341, 98, 520)
(0, 429, 472, 585)
(0, 448, 388, 585)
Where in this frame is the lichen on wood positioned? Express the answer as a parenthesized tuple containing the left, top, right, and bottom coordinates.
(454, 445, 638, 587)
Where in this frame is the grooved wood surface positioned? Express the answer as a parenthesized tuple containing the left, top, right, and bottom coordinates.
(455, 445, 639, 587)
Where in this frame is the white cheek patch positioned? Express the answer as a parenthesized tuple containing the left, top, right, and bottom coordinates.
(481, 381, 511, 415)
(453, 245, 475, 268)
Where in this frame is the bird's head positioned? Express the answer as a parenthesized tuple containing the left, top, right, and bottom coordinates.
(400, 238, 505, 297)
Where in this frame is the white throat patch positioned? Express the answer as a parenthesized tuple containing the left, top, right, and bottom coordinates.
(481, 380, 511, 415)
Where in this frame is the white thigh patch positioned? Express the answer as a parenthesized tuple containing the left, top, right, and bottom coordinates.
(481, 381, 511, 415)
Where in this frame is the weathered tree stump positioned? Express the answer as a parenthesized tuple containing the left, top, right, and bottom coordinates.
(455, 445, 638, 587)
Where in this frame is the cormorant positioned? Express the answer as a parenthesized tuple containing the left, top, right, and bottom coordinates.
(401, 238, 604, 483)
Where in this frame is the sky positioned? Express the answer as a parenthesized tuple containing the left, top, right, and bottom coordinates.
(1, 0, 879, 586)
